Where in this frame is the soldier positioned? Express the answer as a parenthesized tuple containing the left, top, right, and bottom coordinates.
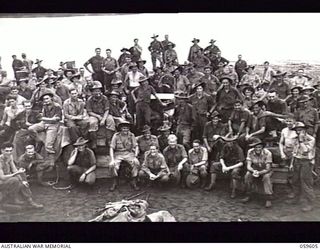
(206, 138, 245, 198)
(163, 135, 188, 187)
(129, 38, 143, 63)
(157, 124, 171, 152)
(186, 139, 208, 189)
(86, 81, 116, 149)
(63, 88, 90, 143)
(235, 54, 247, 81)
(131, 76, 166, 132)
(102, 49, 119, 92)
(188, 38, 202, 64)
(173, 92, 195, 150)
(203, 111, 229, 169)
(200, 66, 220, 97)
(204, 39, 221, 59)
(148, 34, 164, 70)
(28, 92, 62, 154)
(139, 145, 170, 186)
(287, 122, 316, 212)
(189, 82, 215, 140)
(285, 86, 302, 113)
(0, 142, 43, 208)
(18, 144, 51, 186)
(109, 121, 140, 191)
(241, 138, 273, 208)
(84, 48, 104, 86)
(294, 95, 319, 137)
(164, 42, 179, 66)
(269, 71, 291, 100)
(173, 67, 191, 95)
(67, 137, 97, 187)
(228, 100, 251, 138)
(118, 48, 131, 67)
(32, 59, 47, 80)
(136, 125, 159, 163)
(216, 76, 243, 122)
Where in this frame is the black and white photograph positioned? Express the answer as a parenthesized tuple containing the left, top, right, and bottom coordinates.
(0, 13, 320, 223)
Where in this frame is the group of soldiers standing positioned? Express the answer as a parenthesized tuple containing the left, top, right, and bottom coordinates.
(0, 34, 318, 213)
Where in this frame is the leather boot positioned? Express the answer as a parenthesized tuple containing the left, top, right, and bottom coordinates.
(204, 173, 216, 191)
(27, 198, 44, 209)
(109, 177, 118, 192)
(131, 178, 140, 191)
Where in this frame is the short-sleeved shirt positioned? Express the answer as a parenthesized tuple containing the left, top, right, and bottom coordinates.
(142, 151, 168, 175)
(220, 143, 245, 166)
(103, 57, 118, 71)
(189, 93, 214, 115)
(246, 148, 273, 171)
(229, 109, 251, 128)
(203, 121, 227, 143)
(86, 95, 110, 116)
(163, 144, 188, 168)
(18, 152, 44, 169)
(137, 135, 159, 155)
(63, 98, 86, 119)
(42, 103, 62, 124)
(134, 84, 156, 104)
(216, 87, 242, 109)
(110, 132, 137, 153)
(85, 55, 104, 73)
(188, 146, 208, 165)
(74, 148, 96, 169)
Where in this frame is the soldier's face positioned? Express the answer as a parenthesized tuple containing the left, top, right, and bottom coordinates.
(211, 117, 219, 125)
(168, 140, 177, 148)
(254, 145, 263, 155)
(2, 147, 13, 157)
(268, 93, 277, 102)
(286, 118, 295, 129)
(95, 49, 101, 55)
(253, 105, 261, 115)
(143, 130, 151, 139)
(92, 89, 102, 97)
(234, 103, 242, 111)
(8, 99, 16, 107)
(196, 86, 203, 94)
(150, 146, 157, 156)
(26, 147, 35, 157)
(121, 127, 130, 134)
(238, 55, 242, 60)
(292, 89, 299, 96)
(222, 80, 230, 87)
(70, 90, 78, 99)
(193, 143, 200, 152)
(297, 70, 303, 77)
(204, 68, 211, 75)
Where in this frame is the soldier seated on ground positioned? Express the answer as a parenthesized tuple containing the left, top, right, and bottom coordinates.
(206, 137, 245, 198)
(0, 142, 43, 208)
(67, 137, 97, 188)
(241, 138, 273, 208)
(163, 134, 188, 187)
(136, 125, 159, 163)
(109, 121, 140, 191)
(186, 139, 208, 189)
(139, 145, 170, 187)
(18, 144, 52, 186)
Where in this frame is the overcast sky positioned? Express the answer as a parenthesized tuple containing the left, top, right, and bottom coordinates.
(1, 13, 320, 78)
